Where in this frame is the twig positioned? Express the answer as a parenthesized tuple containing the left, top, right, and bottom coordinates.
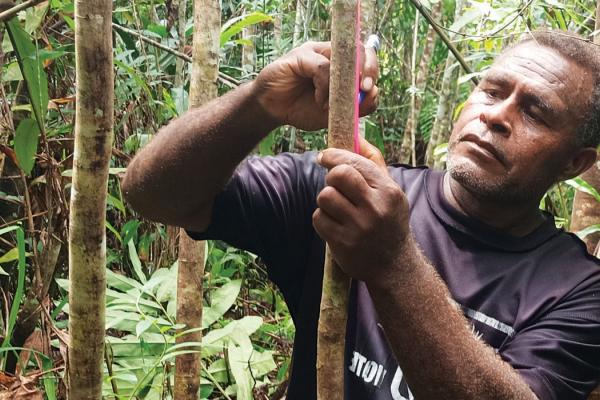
(111, 23, 240, 88)
(0, 0, 44, 23)
(406, 0, 478, 84)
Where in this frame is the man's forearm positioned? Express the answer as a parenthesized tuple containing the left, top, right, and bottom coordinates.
(367, 236, 538, 400)
(122, 82, 280, 230)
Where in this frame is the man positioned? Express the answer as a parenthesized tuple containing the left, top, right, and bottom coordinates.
(123, 31, 600, 399)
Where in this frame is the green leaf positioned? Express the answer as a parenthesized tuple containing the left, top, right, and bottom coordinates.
(258, 132, 274, 156)
(1, 227, 27, 349)
(14, 118, 40, 175)
(128, 240, 147, 283)
(5, 19, 49, 133)
(136, 319, 153, 338)
(220, 12, 273, 47)
(227, 335, 254, 400)
(3, 62, 23, 81)
(202, 280, 242, 328)
(565, 177, 600, 203)
(0, 248, 20, 264)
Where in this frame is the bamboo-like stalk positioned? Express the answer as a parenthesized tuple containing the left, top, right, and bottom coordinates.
(67, 0, 114, 398)
(173, 0, 220, 398)
(316, 1, 358, 399)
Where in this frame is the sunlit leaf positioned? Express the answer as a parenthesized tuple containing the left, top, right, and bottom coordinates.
(220, 12, 273, 47)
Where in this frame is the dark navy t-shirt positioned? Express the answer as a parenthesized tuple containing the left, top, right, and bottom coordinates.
(188, 151, 600, 400)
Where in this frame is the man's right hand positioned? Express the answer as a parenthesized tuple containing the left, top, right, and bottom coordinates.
(253, 41, 379, 131)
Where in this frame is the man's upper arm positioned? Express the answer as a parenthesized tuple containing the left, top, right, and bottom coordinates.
(186, 151, 324, 266)
(499, 281, 600, 400)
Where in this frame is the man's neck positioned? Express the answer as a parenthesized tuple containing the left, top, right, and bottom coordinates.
(443, 173, 546, 237)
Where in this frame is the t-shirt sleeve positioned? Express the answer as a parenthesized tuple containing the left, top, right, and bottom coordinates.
(500, 280, 600, 400)
(186, 151, 324, 285)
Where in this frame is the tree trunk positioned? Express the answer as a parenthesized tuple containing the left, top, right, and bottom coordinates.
(570, 0, 600, 254)
(425, 0, 463, 168)
(358, 0, 377, 139)
(67, 0, 114, 398)
(317, 1, 358, 399)
(289, 0, 310, 152)
(174, 0, 188, 87)
(173, 0, 220, 398)
(398, 1, 441, 165)
(242, 23, 256, 76)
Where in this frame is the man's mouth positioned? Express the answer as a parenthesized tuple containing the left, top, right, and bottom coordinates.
(458, 134, 506, 166)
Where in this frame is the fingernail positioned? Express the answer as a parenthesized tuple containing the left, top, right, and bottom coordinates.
(362, 77, 373, 91)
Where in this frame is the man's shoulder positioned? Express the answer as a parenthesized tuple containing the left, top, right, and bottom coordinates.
(387, 163, 432, 191)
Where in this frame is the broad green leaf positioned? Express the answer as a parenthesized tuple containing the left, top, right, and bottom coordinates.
(14, 119, 40, 175)
(220, 12, 273, 47)
(6, 19, 49, 132)
(3, 62, 23, 81)
(128, 240, 147, 283)
(565, 178, 600, 203)
(1, 227, 26, 349)
(202, 279, 242, 327)
(0, 247, 20, 264)
(0, 225, 20, 236)
(136, 319, 153, 337)
(228, 334, 254, 400)
(25, 4, 49, 34)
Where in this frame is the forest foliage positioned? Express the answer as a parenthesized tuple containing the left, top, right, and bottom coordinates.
(0, 0, 599, 398)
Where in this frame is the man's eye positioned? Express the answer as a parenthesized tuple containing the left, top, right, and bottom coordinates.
(525, 109, 544, 124)
(483, 89, 498, 99)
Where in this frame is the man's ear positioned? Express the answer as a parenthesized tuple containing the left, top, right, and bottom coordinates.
(559, 147, 598, 180)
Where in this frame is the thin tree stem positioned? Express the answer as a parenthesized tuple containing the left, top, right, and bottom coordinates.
(406, 0, 478, 84)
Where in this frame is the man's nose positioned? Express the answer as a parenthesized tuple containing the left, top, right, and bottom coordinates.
(479, 102, 511, 136)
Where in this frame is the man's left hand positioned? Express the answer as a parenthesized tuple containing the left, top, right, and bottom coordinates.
(313, 138, 410, 283)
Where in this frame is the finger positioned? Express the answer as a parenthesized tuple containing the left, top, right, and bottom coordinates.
(309, 41, 332, 59)
(359, 136, 386, 171)
(361, 46, 379, 91)
(324, 165, 372, 207)
(317, 185, 359, 222)
(312, 208, 345, 243)
(359, 85, 378, 117)
(295, 51, 331, 110)
(318, 148, 386, 187)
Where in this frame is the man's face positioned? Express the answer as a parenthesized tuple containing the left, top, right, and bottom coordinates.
(447, 43, 593, 203)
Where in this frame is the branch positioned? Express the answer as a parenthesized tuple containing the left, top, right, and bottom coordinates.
(112, 23, 239, 88)
(0, 0, 43, 23)
(406, 0, 478, 85)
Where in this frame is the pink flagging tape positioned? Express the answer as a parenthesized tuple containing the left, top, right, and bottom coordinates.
(353, 0, 361, 154)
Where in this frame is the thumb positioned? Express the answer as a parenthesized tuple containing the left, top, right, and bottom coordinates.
(359, 136, 386, 171)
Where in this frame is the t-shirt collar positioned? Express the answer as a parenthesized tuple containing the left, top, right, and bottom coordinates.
(424, 169, 560, 252)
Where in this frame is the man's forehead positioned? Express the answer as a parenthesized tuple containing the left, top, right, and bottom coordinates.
(483, 43, 592, 108)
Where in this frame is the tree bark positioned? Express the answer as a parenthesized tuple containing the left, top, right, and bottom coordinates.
(398, 1, 442, 165)
(358, 0, 377, 139)
(425, 0, 463, 168)
(67, 0, 114, 398)
(317, 1, 357, 399)
(570, 0, 600, 253)
(173, 0, 220, 398)
(242, 23, 256, 76)
(174, 0, 188, 87)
